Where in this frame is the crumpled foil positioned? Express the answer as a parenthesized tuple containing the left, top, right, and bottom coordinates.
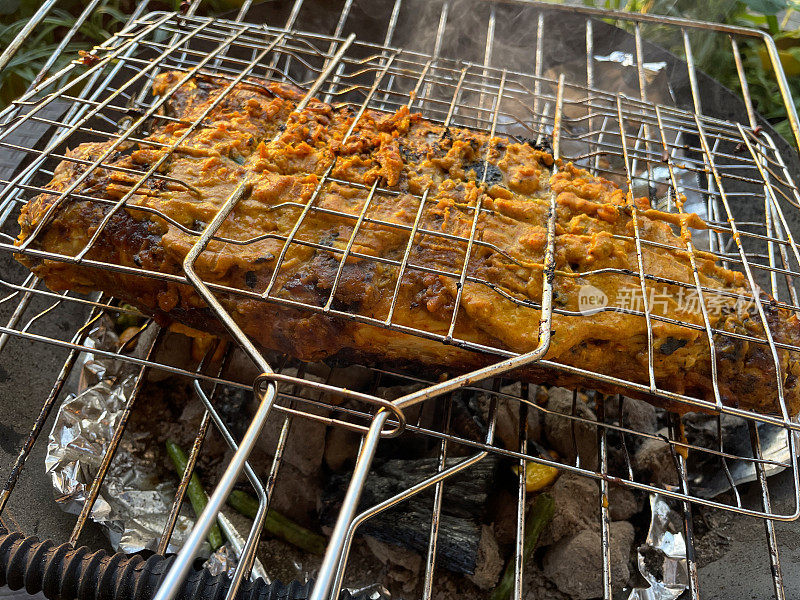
(45, 321, 201, 555)
(206, 542, 240, 577)
(628, 495, 689, 600)
(346, 585, 391, 600)
(687, 416, 796, 499)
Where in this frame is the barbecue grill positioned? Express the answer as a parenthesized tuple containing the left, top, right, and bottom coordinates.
(1, 1, 800, 599)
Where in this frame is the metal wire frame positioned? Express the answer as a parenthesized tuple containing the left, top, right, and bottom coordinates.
(285, 3, 799, 600)
(2, 11, 800, 429)
(0, 0, 796, 531)
(0, 2, 800, 600)
(3, 288, 795, 599)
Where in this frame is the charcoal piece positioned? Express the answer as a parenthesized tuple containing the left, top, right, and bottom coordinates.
(322, 456, 499, 575)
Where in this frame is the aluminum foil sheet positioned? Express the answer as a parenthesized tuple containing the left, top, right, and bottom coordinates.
(687, 416, 796, 499)
(628, 495, 689, 600)
(45, 321, 201, 555)
(206, 542, 240, 577)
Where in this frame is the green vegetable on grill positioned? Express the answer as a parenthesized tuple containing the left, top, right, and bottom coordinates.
(491, 493, 555, 600)
(227, 489, 326, 555)
(165, 440, 224, 551)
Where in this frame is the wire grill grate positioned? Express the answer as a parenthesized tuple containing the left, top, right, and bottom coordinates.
(1, 2, 800, 600)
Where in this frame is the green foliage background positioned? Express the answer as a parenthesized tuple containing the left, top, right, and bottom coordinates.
(0, 0, 232, 106)
(1, 0, 800, 139)
(582, 0, 800, 141)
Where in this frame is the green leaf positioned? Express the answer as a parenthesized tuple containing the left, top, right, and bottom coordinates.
(739, 0, 791, 14)
(0, 0, 21, 15)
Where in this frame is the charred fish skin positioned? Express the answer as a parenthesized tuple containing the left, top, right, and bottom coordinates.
(15, 71, 800, 416)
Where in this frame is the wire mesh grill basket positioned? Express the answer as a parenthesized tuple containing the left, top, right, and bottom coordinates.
(2, 1, 800, 599)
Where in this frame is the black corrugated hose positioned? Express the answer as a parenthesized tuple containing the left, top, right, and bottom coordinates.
(0, 529, 362, 600)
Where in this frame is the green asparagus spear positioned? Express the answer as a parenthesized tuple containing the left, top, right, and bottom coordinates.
(227, 489, 326, 555)
(491, 493, 555, 600)
(166, 440, 224, 551)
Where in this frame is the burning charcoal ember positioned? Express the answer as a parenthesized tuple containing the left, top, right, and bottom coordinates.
(634, 430, 680, 487)
(542, 521, 636, 599)
(542, 388, 598, 469)
(322, 456, 499, 576)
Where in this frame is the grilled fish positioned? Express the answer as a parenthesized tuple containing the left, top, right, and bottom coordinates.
(16, 71, 800, 416)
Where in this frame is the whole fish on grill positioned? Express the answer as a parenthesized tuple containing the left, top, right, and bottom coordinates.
(15, 71, 800, 416)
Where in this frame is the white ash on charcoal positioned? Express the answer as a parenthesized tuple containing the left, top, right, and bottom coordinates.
(424, 569, 495, 600)
(144, 330, 197, 383)
(488, 488, 521, 548)
(603, 396, 659, 435)
(494, 383, 544, 450)
(324, 379, 435, 471)
(540, 472, 641, 546)
(364, 536, 423, 594)
(374, 382, 428, 401)
(253, 403, 326, 478)
(467, 524, 504, 590)
(246, 366, 331, 523)
(542, 521, 636, 599)
(609, 485, 640, 522)
(539, 472, 599, 546)
(314, 363, 377, 391)
(542, 387, 599, 470)
(219, 346, 263, 385)
(510, 472, 642, 597)
(633, 428, 680, 487)
(520, 562, 572, 600)
(323, 425, 362, 471)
